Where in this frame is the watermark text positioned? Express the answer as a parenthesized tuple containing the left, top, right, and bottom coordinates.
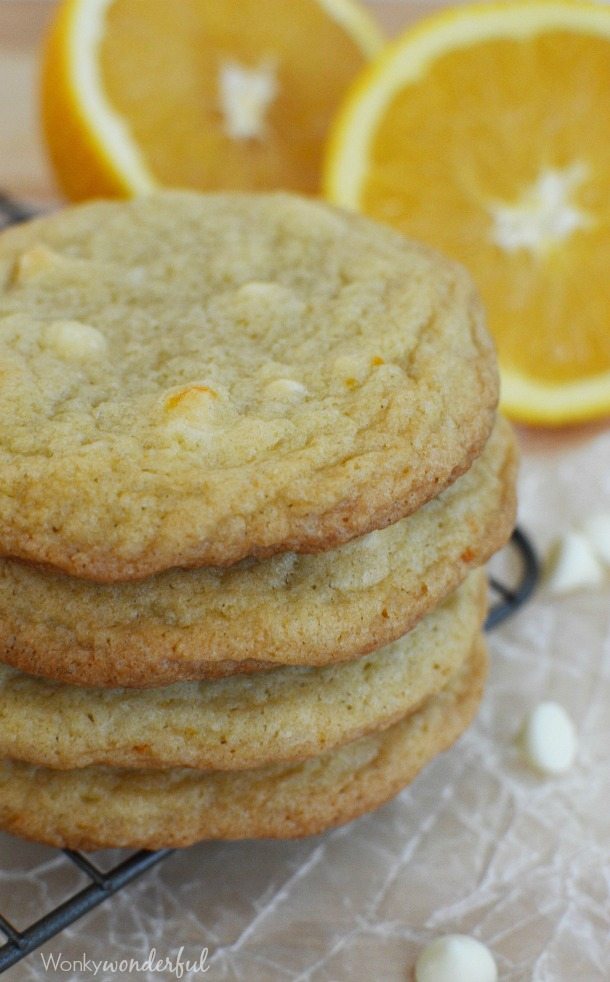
(40, 946, 209, 977)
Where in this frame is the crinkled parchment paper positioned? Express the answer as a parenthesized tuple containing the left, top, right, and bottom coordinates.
(1, 427, 609, 982)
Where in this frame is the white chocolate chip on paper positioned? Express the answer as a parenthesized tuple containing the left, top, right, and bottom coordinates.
(415, 934, 497, 982)
(519, 701, 577, 776)
(580, 512, 610, 567)
(545, 529, 605, 594)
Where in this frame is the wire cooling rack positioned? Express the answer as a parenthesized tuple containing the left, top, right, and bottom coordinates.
(0, 193, 39, 229)
(485, 527, 539, 630)
(0, 194, 540, 972)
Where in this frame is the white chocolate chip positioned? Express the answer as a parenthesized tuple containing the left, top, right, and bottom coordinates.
(42, 320, 107, 362)
(236, 281, 284, 300)
(545, 530, 605, 594)
(234, 281, 304, 313)
(264, 378, 307, 402)
(164, 385, 220, 424)
(580, 512, 610, 567)
(415, 935, 497, 982)
(13, 245, 66, 284)
(519, 701, 577, 775)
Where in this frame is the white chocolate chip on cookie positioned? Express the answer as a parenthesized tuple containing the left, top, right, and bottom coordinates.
(43, 320, 107, 362)
(13, 245, 67, 285)
(264, 378, 307, 402)
(164, 385, 221, 423)
(236, 281, 284, 300)
(234, 281, 305, 316)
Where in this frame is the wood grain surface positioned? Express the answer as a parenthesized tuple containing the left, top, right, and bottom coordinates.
(0, 1, 57, 203)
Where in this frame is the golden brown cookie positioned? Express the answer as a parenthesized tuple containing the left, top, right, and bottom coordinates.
(0, 637, 486, 849)
(0, 571, 485, 771)
(0, 191, 497, 581)
(0, 418, 515, 686)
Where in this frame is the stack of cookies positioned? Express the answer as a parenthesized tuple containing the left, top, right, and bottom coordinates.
(0, 193, 516, 849)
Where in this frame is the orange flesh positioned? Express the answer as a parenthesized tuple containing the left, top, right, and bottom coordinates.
(363, 31, 610, 384)
(100, 0, 370, 194)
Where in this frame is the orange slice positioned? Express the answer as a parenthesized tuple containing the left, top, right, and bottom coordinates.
(41, 0, 383, 201)
(325, 1, 610, 425)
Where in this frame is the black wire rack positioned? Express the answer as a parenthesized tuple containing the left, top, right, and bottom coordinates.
(0, 193, 39, 229)
(485, 526, 539, 630)
(0, 195, 540, 972)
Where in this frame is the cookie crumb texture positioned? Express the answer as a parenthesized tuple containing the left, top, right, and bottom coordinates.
(0, 192, 497, 580)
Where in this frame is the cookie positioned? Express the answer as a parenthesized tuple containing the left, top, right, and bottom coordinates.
(0, 638, 486, 849)
(0, 570, 485, 771)
(0, 191, 498, 581)
(0, 418, 515, 686)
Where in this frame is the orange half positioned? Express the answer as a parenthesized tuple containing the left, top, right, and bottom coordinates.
(325, 1, 610, 425)
(42, 0, 383, 200)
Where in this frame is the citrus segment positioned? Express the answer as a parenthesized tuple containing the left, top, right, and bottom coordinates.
(325, 1, 610, 424)
(42, 0, 383, 200)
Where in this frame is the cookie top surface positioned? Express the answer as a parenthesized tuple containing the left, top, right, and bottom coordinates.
(0, 571, 485, 772)
(0, 417, 516, 687)
(0, 192, 498, 580)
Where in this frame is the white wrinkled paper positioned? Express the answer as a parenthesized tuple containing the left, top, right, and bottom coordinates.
(2, 426, 609, 981)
